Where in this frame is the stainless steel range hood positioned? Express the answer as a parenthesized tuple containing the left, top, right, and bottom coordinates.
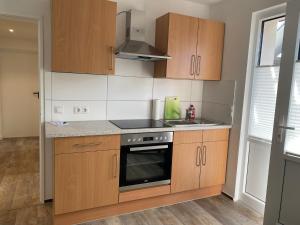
(115, 10, 171, 61)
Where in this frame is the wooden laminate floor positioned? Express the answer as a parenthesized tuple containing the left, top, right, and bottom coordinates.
(0, 137, 52, 225)
(80, 195, 263, 225)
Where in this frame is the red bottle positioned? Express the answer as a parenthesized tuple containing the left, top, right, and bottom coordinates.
(187, 104, 196, 120)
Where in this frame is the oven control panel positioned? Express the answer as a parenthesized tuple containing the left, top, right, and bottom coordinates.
(121, 132, 173, 146)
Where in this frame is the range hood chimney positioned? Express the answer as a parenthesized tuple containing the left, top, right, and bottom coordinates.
(115, 10, 171, 61)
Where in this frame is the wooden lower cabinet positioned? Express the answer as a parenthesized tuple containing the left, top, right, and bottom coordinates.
(200, 141, 228, 188)
(171, 143, 201, 193)
(55, 149, 120, 215)
(171, 129, 229, 193)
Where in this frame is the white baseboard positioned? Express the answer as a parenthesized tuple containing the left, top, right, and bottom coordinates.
(239, 192, 265, 215)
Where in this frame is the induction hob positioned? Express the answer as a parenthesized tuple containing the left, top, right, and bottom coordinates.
(110, 119, 171, 129)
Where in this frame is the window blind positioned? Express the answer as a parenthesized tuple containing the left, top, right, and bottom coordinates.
(248, 66, 280, 141)
(285, 62, 300, 155)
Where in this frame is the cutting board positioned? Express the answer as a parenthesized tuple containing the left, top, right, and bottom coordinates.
(164, 96, 181, 120)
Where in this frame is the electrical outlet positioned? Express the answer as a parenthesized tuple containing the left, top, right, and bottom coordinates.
(73, 106, 81, 114)
(81, 106, 89, 114)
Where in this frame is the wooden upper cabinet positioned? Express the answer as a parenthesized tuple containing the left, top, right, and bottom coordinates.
(55, 149, 120, 215)
(155, 13, 198, 79)
(196, 19, 225, 80)
(200, 141, 228, 188)
(154, 12, 224, 80)
(52, 0, 116, 75)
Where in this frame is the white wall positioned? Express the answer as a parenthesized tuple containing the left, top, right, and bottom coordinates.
(210, 0, 285, 197)
(0, 37, 39, 138)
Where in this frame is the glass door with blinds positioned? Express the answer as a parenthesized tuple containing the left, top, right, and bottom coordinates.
(240, 10, 286, 212)
(264, 1, 300, 224)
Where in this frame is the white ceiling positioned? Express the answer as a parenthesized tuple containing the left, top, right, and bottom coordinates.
(186, 0, 223, 4)
(0, 16, 37, 40)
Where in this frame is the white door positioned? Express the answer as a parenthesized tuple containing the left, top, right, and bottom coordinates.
(264, 0, 300, 224)
(0, 50, 39, 138)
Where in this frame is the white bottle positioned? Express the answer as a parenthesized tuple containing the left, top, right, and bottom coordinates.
(152, 99, 160, 120)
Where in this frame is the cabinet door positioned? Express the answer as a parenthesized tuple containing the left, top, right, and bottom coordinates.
(54, 150, 119, 214)
(200, 141, 228, 188)
(52, 0, 116, 75)
(171, 143, 201, 193)
(156, 13, 198, 79)
(196, 19, 225, 80)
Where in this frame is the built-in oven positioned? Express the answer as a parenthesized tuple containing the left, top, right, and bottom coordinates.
(119, 132, 173, 192)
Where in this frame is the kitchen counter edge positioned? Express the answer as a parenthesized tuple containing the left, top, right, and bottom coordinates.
(45, 120, 232, 138)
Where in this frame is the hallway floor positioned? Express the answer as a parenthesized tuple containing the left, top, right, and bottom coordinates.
(0, 137, 52, 225)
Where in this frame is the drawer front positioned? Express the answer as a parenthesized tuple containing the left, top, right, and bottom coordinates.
(203, 129, 229, 142)
(54, 135, 120, 155)
(174, 131, 203, 144)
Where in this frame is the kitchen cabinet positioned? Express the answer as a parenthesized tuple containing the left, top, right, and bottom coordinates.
(199, 141, 228, 188)
(154, 13, 224, 80)
(52, 0, 116, 75)
(171, 143, 201, 193)
(54, 135, 120, 215)
(171, 129, 229, 193)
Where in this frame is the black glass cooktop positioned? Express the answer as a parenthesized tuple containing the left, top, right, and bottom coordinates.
(110, 119, 171, 129)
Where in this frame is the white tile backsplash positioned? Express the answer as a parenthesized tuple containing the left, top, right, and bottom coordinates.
(46, 72, 205, 121)
(115, 58, 154, 77)
(52, 73, 107, 101)
(153, 79, 192, 102)
(108, 76, 153, 100)
(107, 101, 151, 120)
(191, 80, 203, 102)
(52, 100, 107, 121)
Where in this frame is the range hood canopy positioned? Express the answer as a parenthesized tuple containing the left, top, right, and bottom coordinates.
(115, 10, 171, 61)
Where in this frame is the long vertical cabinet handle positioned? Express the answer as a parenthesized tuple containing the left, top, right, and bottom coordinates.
(113, 154, 118, 178)
(196, 56, 201, 76)
(109, 46, 114, 71)
(190, 55, 196, 76)
(196, 146, 201, 166)
(202, 145, 207, 166)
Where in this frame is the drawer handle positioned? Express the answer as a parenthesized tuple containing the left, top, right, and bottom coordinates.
(72, 142, 103, 149)
(113, 154, 118, 178)
(202, 145, 207, 166)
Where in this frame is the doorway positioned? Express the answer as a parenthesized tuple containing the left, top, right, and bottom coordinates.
(236, 4, 286, 214)
(0, 15, 46, 220)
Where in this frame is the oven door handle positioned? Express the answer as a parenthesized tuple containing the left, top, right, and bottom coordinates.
(129, 145, 169, 152)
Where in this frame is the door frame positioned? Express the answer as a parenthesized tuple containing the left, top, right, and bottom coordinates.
(234, 3, 286, 214)
(0, 13, 46, 203)
(264, 0, 300, 224)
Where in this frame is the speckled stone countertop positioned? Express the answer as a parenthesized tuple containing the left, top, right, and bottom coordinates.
(45, 120, 232, 138)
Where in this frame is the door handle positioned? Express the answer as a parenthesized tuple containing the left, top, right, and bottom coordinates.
(202, 145, 207, 166)
(113, 154, 118, 178)
(190, 55, 196, 76)
(278, 125, 295, 130)
(33, 91, 40, 99)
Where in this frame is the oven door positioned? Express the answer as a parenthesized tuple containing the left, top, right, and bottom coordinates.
(120, 143, 172, 191)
